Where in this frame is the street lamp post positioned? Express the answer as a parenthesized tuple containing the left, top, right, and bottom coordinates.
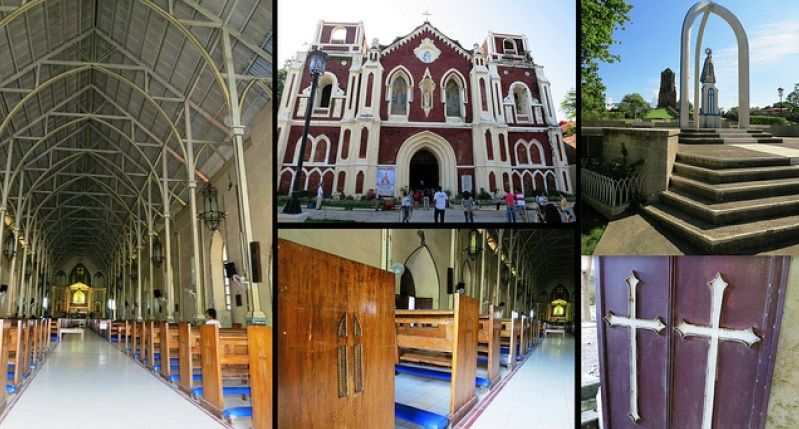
(283, 48, 328, 214)
(778, 87, 785, 116)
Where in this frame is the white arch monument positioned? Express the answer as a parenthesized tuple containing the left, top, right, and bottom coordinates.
(680, 1, 749, 129)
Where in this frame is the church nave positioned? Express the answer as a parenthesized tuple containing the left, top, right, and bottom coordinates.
(0, 331, 228, 429)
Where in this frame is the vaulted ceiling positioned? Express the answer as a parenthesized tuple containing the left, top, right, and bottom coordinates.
(0, 0, 272, 269)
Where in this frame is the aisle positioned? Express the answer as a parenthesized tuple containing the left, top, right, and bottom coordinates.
(467, 335, 575, 429)
(0, 331, 226, 429)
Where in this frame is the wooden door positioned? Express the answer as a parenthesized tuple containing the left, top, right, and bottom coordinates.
(597, 256, 787, 429)
(278, 239, 396, 429)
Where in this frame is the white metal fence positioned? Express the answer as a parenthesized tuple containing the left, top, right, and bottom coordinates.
(582, 169, 644, 207)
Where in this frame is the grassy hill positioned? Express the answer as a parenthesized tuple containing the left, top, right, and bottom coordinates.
(645, 108, 676, 120)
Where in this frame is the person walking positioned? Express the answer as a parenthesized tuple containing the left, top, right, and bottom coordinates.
(423, 187, 431, 210)
(462, 191, 475, 223)
(315, 183, 324, 210)
(433, 186, 448, 223)
(504, 190, 516, 223)
(515, 189, 528, 222)
(401, 190, 413, 223)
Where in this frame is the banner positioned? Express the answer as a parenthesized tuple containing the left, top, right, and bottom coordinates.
(375, 167, 396, 196)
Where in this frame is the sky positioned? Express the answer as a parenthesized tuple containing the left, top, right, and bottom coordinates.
(600, 0, 799, 110)
(278, 0, 576, 118)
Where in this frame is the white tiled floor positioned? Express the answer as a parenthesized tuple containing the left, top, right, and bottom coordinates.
(0, 332, 227, 429)
(470, 336, 575, 429)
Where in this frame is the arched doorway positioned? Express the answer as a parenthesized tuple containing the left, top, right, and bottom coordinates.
(404, 246, 440, 309)
(209, 230, 230, 327)
(409, 149, 439, 190)
(396, 131, 458, 196)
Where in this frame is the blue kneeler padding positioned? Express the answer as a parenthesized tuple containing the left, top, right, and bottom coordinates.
(476, 356, 488, 364)
(223, 406, 253, 419)
(395, 403, 448, 429)
(395, 365, 490, 388)
(191, 386, 251, 397)
(153, 365, 180, 372)
(168, 373, 203, 383)
(6, 384, 14, 393)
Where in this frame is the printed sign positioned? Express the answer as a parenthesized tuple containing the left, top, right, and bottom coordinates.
(375, 167, 396, 196)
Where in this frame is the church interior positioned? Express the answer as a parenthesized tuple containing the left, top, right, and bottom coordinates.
(277, 228, 575, 428)
(0, 1, 273, 428)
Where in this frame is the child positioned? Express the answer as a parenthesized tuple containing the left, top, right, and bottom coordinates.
(462, 191, 475, 223)
(205, 308, 221, 326)
(401, 191, 413, 223)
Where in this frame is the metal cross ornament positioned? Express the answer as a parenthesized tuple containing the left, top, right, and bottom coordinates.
(675, 273, 760, 429)
(604, 271, 666, 422)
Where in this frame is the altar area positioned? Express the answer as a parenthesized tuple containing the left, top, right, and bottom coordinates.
(50, 265, 106, 318)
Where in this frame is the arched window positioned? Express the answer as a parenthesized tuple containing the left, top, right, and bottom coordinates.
(315, 74, 335, 109)
(503, 39, 517, 55)
(341, 129, 350, 160)
(499, 134, 507, 162)
(313, 138, 328, 163)
(355, 171, 365, 194)
(222, 244, 231, 311)
(445, 78, 461, 117)
(516, 142, 529, 165)
(489, 172, 497, 193)
(337, 171, 346, 192)
(365, 73, 374, 108)
(485, 130, 494, 160)
(390, 75, 408, 115)
(479, 78, 487, 111)
(359, 128, 369, 158)
(513, 84, 532, 122)
(331, 27, 346, 44)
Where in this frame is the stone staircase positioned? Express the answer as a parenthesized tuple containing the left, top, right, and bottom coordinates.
(642, 132, 799, 253)
(678, 128, 783, 144)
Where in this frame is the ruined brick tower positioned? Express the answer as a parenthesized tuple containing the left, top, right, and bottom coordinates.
(658, 68, 677, 108)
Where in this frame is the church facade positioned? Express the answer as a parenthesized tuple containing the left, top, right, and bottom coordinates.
(277, 20, 573, 198)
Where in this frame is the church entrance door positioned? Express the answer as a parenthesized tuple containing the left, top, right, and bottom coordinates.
(409, 149, 439, 191)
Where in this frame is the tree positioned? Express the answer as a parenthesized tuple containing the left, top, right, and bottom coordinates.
(786, 82, 799, 106)
(581, 0, 633, 115)
(560, 88, 576, 121)
(618, 93, 651, 119)
(276, 67, 287, 104)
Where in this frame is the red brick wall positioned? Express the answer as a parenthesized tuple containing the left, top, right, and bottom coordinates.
(320, 24, 357, 44)
(377, 126, 473, 165)
(284, 126, 342, 164)
(379, 29, 473, 123)
(498, 66, 541, 102)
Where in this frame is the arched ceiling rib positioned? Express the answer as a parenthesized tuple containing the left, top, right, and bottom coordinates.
(0, 0, 272, 272)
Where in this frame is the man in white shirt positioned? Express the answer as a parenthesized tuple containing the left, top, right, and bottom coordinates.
(315, 184, 324, 210)
(205, 308, 222, 326)
(433, 186, 448, 223)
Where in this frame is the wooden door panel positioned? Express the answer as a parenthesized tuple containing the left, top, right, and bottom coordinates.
(278, 239, 395, 429)
(598, 257, 671, 429)
(597, 256, 787, 429)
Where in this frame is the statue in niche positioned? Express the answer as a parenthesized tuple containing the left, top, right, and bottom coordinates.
(391, 76, 407, 115)
(419, 68, 435, 117)
(445, 79, 461, 117)
(72, 290, 86, 305)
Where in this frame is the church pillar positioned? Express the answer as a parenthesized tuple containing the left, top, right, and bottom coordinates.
(223, 29, 268, 324)
(185, 102, 205, 323)
(494, 230, 503, 309)
(136, 220, 143, 321)
(16, 198, 31, 317)
(162, 149, 176, 323)
(478, 229, 487, 313)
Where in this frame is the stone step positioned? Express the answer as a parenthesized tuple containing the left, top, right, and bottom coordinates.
(660, 190, 799, 225)
(642, 203, 799, 253)
(678, 136, 783, 145)
(675, 152, 790, 169)
(669, 175, 799, 202)
(672, 162, 799, 183)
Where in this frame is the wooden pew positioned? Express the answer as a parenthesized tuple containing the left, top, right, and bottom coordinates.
(178, 322, 202, 393)
(0, 320, 9, 400)
(158, 322, 180, 381)
(130, 321, 142, 358)
(8, 320, 31, 389)
(143, 321, 161, 369)
(395, 294, 479, 423)
(478, 305, 502, 385)
(498, 315, 517, 369)
(199, 324, 272, 428)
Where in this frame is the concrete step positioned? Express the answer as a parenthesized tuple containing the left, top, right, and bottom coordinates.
(670, 175, 799, 202)
(642, 203, 799, 253)
(675, 152, 790, 169)
(660, 190, 799, 225)
(672, 162, 799, 183)
(678, 129, 783, 144)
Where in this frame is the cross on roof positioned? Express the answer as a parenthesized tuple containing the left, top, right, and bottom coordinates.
(422, 10, 431, 22)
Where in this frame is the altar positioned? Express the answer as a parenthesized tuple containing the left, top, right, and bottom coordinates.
(51, 281, 106, 317)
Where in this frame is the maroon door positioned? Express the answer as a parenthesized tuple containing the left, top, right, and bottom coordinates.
(597, 256, 787, 429)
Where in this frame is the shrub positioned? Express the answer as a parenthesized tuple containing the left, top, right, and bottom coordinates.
(750, 115, 788, 125)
